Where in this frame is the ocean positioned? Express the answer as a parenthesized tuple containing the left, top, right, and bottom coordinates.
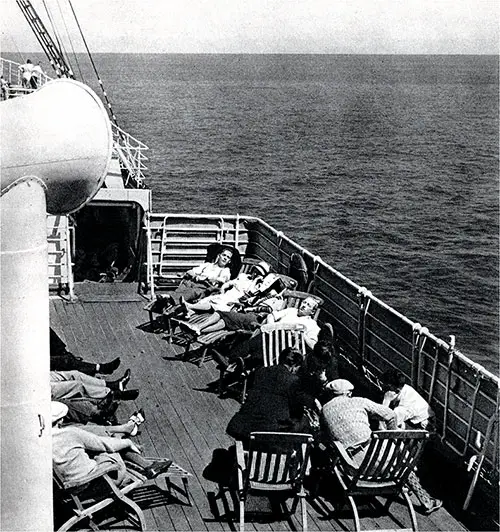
(10, 52, 499, 373)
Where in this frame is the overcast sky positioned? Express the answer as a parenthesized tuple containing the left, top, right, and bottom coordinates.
(1, 0, 498, 55)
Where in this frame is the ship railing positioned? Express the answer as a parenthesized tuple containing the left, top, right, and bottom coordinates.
(111, 123, 149, 188)
(1, 57, 52, 94)
(141, 211, 499, 505)
(246, 215, 499, 506)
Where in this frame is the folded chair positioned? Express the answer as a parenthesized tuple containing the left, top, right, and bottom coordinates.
(330, 429, 430, 532)
(236, 432, 313, 532)
(53, 462, 146, 532)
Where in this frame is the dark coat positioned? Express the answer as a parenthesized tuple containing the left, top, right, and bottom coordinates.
(226, 365, 300, 444)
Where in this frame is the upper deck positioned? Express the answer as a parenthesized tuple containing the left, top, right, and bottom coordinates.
(50, 282, 475, 532)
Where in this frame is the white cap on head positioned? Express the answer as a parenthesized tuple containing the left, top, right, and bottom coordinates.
(326, 379, 354, 395)
(253, 261, 271, 276)
(51, 401, 68, 424)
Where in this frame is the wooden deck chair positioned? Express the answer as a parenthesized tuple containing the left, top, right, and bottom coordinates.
(53, 462, 146, 532)
(331, 429, 430, 532)
(238, 322, 306, 401)
(236, 432, 314, 532)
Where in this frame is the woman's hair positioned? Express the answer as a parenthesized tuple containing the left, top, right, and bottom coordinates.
(380, 369, 405, 390)
(279, 347, 303, 368)
(312, 342, 333, 363)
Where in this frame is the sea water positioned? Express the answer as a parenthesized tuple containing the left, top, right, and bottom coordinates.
(14, 52, 499, 373)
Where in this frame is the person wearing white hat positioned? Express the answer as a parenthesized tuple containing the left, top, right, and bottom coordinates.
(51, 402, 172, 487)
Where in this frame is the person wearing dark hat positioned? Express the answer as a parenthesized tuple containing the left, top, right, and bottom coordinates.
(51, 402, 172, 487)
(226, 347, 305, 447)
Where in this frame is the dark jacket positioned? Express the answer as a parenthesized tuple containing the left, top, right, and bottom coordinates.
(226, 365, 300, 444)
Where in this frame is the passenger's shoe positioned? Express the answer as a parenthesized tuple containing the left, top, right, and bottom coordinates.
(106, 369, 131, 391)
(98, 357, 121, 375)
(114, 389, 140, 401)
(423, 499, 443, 515)
(118, 369, 131, 391)
(143, 459, 173, 479)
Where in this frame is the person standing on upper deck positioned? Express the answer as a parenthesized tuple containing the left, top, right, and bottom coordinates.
(19, 59, 33, 88)
(30, 61, 44, 89)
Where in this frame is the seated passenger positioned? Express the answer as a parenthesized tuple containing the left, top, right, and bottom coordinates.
(321, 379, 442, 515)
(180, 293, 285, 337)
(150, 244, 238, 316)
(50, 328, 121, 376)
(379, 369, 435, 430)
(50, 369, 139, 402)
(51, 402, 172, 487)
(181, 261, 271, 315)
(226, 347, 305, 447)
(225, 296, 321, 371)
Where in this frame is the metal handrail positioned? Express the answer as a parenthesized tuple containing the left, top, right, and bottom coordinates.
(111, 123, 149, 188)
(1, 57, 52, 90)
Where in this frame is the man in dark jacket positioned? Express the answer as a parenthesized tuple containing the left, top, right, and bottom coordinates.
(226, 347, 304, 446)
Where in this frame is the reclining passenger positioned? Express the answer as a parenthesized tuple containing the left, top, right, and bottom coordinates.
(52, 402, 172, 487)
(180, 294, 285, 337)
(50, 328, 121, 376)
(50, 369, 139, 402)
(163, 244, 236, 307)
(181, 261, 272, 315)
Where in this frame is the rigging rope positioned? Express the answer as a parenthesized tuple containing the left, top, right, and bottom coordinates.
(66, 0, 121, 130)
(54, 0, 84, 81)
(41, 0, 73, 77)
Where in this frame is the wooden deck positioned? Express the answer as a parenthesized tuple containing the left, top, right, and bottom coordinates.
(50, 284, 469, 532)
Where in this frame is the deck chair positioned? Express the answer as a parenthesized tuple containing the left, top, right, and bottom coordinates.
(331, 429, 430, 532)
(233, 322, 306, 402)
(144, 242, 242, 333)
(53, 462, 146, 532)
(236, 432, 314, 532)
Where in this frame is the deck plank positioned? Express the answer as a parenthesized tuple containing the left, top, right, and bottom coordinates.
(49, 286, 468, 532)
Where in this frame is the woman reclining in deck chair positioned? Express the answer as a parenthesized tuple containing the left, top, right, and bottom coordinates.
(180, 261, 272, 316)
(167, 243, 240, 303)
(52, 402, 172, 487)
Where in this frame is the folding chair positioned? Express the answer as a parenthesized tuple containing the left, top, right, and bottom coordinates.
(53, 462, 146, 532)
(236, 432, 314, 532)
(331, 429, 430, 532)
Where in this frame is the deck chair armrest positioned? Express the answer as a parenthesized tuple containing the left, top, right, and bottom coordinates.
(330, 441, 357, 470)
(235, 440, 247, 492)
(56, 462, 121, 490)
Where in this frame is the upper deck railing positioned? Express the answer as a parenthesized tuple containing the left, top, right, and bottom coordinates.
(1, 56, 149, 188)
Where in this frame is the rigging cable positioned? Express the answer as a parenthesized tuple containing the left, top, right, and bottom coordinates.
(66, 0, 121, 130)
(41, 0, 74, 77)
(53, 0, 85, 82)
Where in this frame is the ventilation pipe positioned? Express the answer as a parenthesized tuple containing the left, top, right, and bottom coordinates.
(0, 79, 112, 531)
